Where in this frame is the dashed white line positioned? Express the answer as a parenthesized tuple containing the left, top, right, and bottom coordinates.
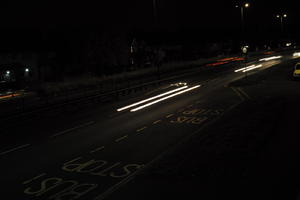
(166, 114, 174, 118)
(90, 146, 105, 154)
(115, 135, 128, 142)
(153, 120, 162, 125)
(136, 127, 147, 133)
(50, 121, 95, 138)
(0, 144, 31, 156)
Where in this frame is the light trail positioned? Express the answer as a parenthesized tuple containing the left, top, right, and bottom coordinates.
(243, 64, 263, 72)
(234, 65, 255, 72)
(117, 86, 188, 112)
(259, 56, 282, 62)
(130, 85, 201, 112)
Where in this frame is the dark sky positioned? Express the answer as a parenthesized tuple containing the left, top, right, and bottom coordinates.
(0, 0, 298, 29)
(0, 0, 299, 47)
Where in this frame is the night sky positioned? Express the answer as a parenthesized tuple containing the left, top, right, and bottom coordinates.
(0, 1, 298, 28)
(0, 0, 299, 46)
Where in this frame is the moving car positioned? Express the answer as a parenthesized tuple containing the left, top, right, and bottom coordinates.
(294, 62, 300, 78)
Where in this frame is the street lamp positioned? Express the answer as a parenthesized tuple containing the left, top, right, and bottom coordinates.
(236, 2, 250, 39)
(276, 13, 287, 34)
(235, 2, 250, 79)
(153, 0, 158, 23)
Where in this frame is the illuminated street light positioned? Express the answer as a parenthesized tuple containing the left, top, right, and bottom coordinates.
(245, 3, 250, 8)
(6, 70, 10, 75)
(276, 13, 288, 34)
(25, 68, 29, 72)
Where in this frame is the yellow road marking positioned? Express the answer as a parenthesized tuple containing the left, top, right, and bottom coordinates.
(115, 135, 128, 142)
(153, 120, 162, 124)
(90, 146, 105, 154)
(23, 173, 46, 184)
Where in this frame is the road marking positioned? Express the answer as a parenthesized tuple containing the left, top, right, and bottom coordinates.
(115, 135, 128, 142)
(23, 173, 46, 185)
(231, 87, 245, 101)
(0, 144, 31, 156)
(90, 146, 105, 154)
(64, 157, 82, 165)
(93, 102, 241, 200)
(50, 121, 95, 138)
(153, 120, 162, 125)
(187, 104, 194, 108)
(136, 127, 147, 133)
(237, 87, 251, 99)
(166, 114, 174, 118)
(177, 109, 185, 113)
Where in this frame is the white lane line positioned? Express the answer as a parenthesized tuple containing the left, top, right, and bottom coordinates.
(117, 86, 188, 112)
(130, 85, 201, 112)
(166, 114, 174, 118)
(90, 146, 105, 154)
(231, 87, 245, 101)
(153, 120, 162, 125)
(115, 135, 128, 142)
(237, 87, 251, 99)
(50, 121, 95, 138)
(0, 144, 31, 156)
(23, 173, 46, 185)
(136, 127, 147, 133)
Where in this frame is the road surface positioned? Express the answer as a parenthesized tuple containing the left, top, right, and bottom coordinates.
(0, 53, 298, 200)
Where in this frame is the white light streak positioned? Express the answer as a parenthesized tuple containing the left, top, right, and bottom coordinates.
(117, 86, 188, 112)
(243, 64, 263, 72)
(259, 56, 282, 62)
(234, 65, 255, 72)
(293, 52, 300, 58)
(130, 85, 201, 112)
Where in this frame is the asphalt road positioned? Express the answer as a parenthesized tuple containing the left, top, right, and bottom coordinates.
(0, 53, 298, 200)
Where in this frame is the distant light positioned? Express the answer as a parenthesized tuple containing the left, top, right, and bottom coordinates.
(259, 56, 282, 62)
(284, 14, 287, 18)
(6, 70, 10, 75)
(25, 68, 29, 72)
(235, 5, 239, 8)
(293, 52, 300, 58)
(286, 43, 292, 47)
(245, 3, 250, 8)
(130, 85, 201, 112)
(117, 86, 188, 112)
(276, 15, 280, 18)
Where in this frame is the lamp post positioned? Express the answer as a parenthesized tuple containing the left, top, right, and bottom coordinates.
(236, 2, 250, 37)
(153, 0, 158, 23)
(236, 2, 250, 79)
(276, 14, 287, 34)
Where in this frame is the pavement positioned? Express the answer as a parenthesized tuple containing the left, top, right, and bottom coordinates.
(0, 53, 299, 200)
